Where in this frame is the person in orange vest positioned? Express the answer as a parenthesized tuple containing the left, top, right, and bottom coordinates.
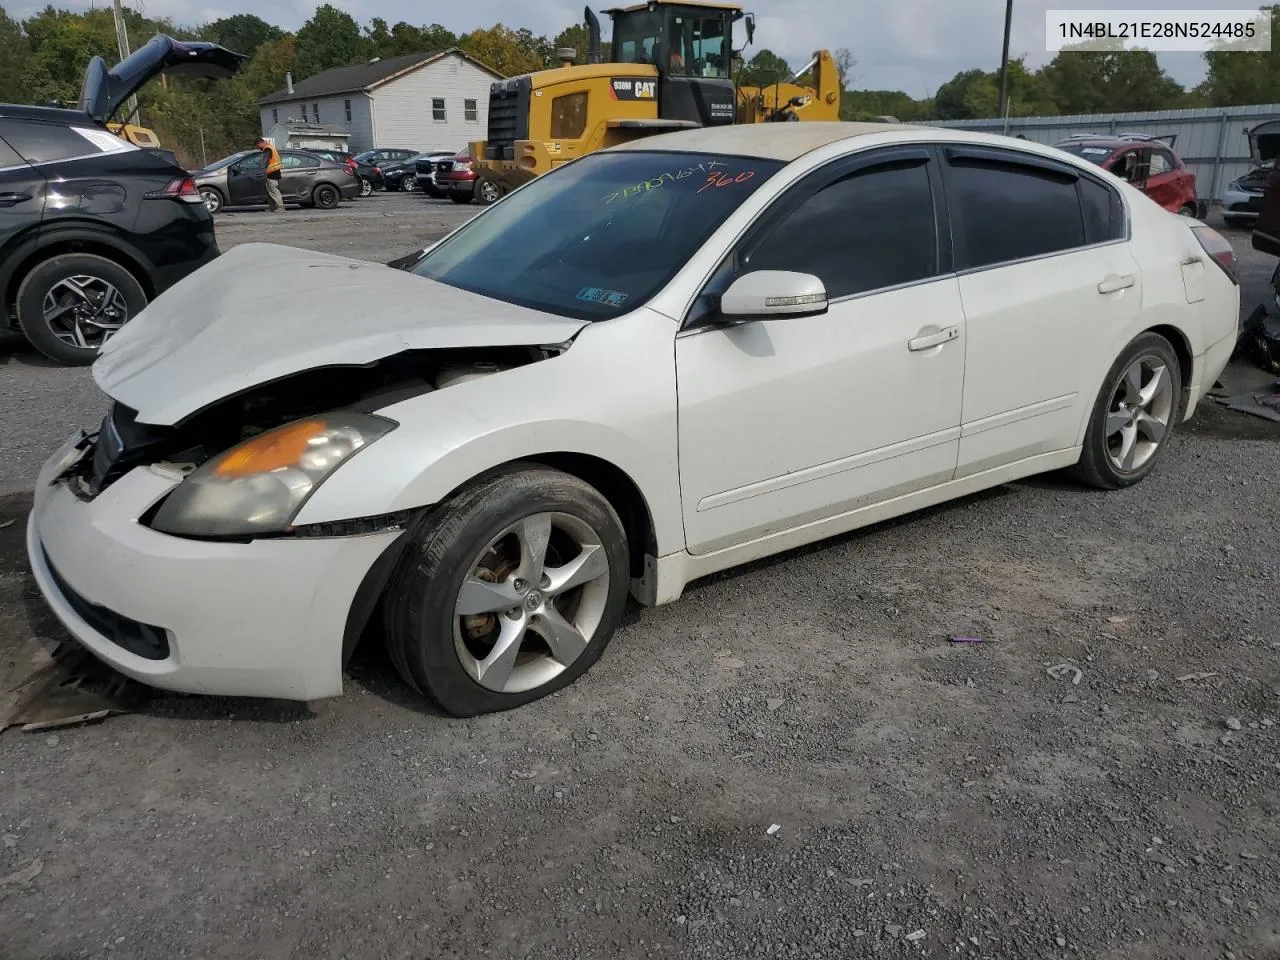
(254, 137, 284, 213)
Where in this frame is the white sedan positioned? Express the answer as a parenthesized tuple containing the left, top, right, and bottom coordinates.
(27, 123, 1240, 716)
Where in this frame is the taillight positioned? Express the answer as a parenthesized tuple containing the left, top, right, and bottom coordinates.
(146, 176, 202, 203)
(1191, 224, 1239, 284)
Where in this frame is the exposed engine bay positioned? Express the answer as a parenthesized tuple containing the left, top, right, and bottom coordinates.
(67, 346, 554, 499)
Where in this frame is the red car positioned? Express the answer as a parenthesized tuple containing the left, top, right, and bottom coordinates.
(1055, 134, 1206, 218)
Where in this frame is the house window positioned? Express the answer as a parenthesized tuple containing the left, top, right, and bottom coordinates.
(312, 103, 320, 123)
(432, 98, 446, 122)
(344, 99, 352, 122)
(464, 98, 478, 122)
(272, 108, 278, 123)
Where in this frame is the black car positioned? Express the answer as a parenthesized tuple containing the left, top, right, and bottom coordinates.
(352, 148, 417, 192)
(1, 35, 243, 365)
(379, 151, 443, 192)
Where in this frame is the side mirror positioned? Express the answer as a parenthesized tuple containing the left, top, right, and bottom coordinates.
(720, 270, 827, 320)
(745, 13, 755, 46)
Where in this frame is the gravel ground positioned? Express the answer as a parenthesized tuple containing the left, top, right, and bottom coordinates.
(1, 196, 1278, 960)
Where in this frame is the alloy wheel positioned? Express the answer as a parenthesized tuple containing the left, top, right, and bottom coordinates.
(479, 180, 503, 203)
(359, 178, 372, 197)
(1105, 355, 1175, 473)
(452, 512, 612, 694)
(402, 175, 416, 192)
(41, 275, 129, 349)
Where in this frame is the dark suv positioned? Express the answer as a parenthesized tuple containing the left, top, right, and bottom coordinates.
(1, 35, 243, 365)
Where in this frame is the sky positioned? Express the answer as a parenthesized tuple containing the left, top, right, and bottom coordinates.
(5, 0, 1253, 96)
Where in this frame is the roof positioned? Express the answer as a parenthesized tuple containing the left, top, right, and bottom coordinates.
(609, 122, 930, 160)
(269, 120, 350, 137)
(258, 48, 502, 105)
(605, 1, 743, 13)
(0, 104, 95, 125)
(607, 121, 1134, 170)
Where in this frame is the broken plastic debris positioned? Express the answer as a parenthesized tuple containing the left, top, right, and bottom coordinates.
(766, 823, 781, 835)
(949, 636, 984, 644)
(1047, 664, 1082, 685)
(1176, 672, 1219, 682)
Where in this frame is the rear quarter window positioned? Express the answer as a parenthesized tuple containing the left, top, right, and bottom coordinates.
(0, 120, 110, 164)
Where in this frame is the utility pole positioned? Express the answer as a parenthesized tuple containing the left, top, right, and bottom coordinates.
(111, 0, 138, 121)
(993, 0, 1013, 126)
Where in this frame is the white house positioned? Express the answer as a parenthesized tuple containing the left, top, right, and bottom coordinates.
(258, 49, 503, 155)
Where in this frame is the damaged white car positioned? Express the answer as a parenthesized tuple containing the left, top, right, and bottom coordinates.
(28, 123, 1240, 716)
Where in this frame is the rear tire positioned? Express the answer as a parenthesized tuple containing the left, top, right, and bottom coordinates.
(1178, 204, 1197, 218)
(199, 186, 223, 214)
(1071, 332, 1182, 490)
(383, 465, 630, 717)
(313, 183, 341, 209)
(16, 253, 148, 366)
(358, 178, 372, 198)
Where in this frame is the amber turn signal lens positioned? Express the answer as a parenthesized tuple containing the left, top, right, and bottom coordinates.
(212, 419, 328, 478)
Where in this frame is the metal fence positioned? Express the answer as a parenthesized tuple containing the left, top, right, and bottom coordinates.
(927, 104, 1280, 203)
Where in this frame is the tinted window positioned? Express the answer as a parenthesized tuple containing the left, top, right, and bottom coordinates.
(1080, 177, 1124, 244)
(951, 158, 1084, 269)
(414, 151, 783, 321)
(284, 153, 320, 168)
(0, 136, 24, 168)
(1, 121, 102, 164)
(744, 160, 938, 298)
(238, 152, 265, 170)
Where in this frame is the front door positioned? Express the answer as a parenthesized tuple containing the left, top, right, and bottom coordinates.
(941, 146, 1142, 475)
(675, 148, 966, 554)
(1143, 146, 1188, 212)
(227, 152, 267, 206)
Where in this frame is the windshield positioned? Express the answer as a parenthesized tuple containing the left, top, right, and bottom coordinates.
(413, 150, 783, 321)
(613, 10, 663, 64)
(1058, 144, 1115, 166)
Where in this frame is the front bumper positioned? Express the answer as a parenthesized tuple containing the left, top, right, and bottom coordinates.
(27, 434, 401, 701)
(444, 177, 476, 197)
(1221, 185, 1262, 217)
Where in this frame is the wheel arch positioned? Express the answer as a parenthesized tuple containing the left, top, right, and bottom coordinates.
(1145, 322, 1194, 418)
(4, 233, 155, 318)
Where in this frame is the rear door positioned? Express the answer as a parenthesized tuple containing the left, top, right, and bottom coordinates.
(279, 152, 319, 199)
(1143, 147, 1185, 212)
(942, 145, 1140, 476)
(0, 128, 47, 307)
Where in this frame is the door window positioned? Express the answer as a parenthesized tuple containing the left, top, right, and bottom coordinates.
(1107, 150, 1141, 183)
(742, 159, 939, 299)
(1149, 149, 1174, 175)
(0, 135, 24, 168)
(949, 157, 1085, 269)
(282, 153, 320, 168)
(237, 152, 265, 171)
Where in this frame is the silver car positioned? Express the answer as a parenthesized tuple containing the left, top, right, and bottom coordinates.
(193, 149, 359, 213)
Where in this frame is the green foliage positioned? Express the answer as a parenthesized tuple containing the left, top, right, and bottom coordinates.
(294, 4, 366, 79)
(553, 24, 589, 65)
(736, 49, 790, 87)
(203, 14, 281, 57)
(1200, 7, 1280, 106)
(458, 23, 556, 76)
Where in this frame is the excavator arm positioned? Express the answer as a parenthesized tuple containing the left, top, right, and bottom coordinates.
(736, 49, 841, 123)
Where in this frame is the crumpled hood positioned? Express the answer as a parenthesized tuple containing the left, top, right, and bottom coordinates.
(94, 243, 588, 425)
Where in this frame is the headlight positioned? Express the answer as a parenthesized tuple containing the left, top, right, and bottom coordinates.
(150, 413, 396, 537)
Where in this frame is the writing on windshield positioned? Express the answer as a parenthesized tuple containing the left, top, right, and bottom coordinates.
(602, 159, 732, 204)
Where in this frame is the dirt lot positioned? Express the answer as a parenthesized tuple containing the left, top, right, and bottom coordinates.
(1, 193, 1278, 960)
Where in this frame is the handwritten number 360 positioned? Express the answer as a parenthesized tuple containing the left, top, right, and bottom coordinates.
(698, 171, 754, 194)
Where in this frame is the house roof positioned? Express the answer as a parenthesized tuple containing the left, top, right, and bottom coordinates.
(258, 48, 502, 105)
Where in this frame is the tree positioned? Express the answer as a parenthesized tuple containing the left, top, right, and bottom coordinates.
(294, 4, 367, 79)
(833, 47, 856, 88)
(0, 6, 30, 104)
(1041, 42, 1185, 113)
(1200, 7, 1280, 106)
(459, 23, 549, 76)
(934, 58, 1057, 119)
(553, 23, 589, 64)
(736, 48, 789, 87)
(204, 14, 282, 57)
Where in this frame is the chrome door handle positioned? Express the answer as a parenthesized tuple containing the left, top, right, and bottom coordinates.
(1097, 274, 1136, 295)
(907, 326, 959, 352)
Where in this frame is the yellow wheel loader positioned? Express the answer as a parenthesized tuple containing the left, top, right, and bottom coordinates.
(466, 1, 840, 203)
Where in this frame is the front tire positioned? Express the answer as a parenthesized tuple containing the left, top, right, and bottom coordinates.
(401, 175, 417, 192)
(15, 254, 148, 366)
(383, 465, 630, 717)
(1072, 332, 1182, 490)
(313, 183, 341, 209)
(476, 178, 505, 205)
